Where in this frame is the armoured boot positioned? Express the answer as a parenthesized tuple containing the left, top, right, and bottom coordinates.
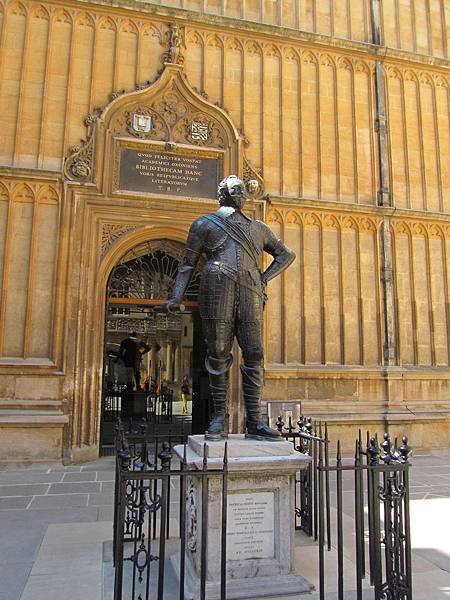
(241, 364, 282, 441)
(205, 356, 230, 441)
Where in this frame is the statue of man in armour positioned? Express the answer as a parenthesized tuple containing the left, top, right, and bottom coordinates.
(164, 175, 295, 441)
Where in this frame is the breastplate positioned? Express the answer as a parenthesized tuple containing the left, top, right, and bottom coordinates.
(204, 216, 259, 273)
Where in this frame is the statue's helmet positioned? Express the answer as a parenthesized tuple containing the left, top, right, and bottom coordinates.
(217, 175, 246, 209)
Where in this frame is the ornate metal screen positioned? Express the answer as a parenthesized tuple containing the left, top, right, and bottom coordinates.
(107, 239, 201, 301)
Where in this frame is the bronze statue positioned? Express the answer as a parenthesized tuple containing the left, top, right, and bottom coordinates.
(164, 175, 295, 441)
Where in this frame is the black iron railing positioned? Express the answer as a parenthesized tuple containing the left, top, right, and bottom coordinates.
(103, 388, 174, 423)
(112, 418, 412, 600)
(317, 431, 412, 600)
(113, 419, 228, 600)
(276, 415, 331, 545)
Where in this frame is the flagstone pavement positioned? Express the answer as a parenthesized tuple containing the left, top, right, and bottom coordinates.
(0, 452, 449, 600)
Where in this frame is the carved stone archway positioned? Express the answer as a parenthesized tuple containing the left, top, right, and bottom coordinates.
(62, 30, 259, 461)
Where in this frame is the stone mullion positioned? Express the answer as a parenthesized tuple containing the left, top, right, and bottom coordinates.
(0, 5, 9, 85)
(61, 13, 76, 164)
(430, 80, 444, 212)
(439, 0, 447, 58)
(316, 58, 321, 200)
(398, 75, 411, 208)
(393, 0, 400, 48)
(391, 226, 402, 364)
(329, 0, 334, 38)
(260, 49, 264, 181)
(333, 62, 340, 201)
(416, 79, 428, 211)
(350, 65, 358, 203)
(279, 51, 283, 197)
(12, 9, 32, 166)
(280, 214, 287, 364)
(297, 55, 302, 198)
(22, 195, 40, 358)
(113, 18, 120, 91)
(345, 0, 351, 39)
(441, 235, 450, 364)
(355, 227, 364, 365)
(0, 191, 13, 355)
(367, 64, 377, 202)
(424, 232, 437, 365)
(373, 223, 383, 364)
(407, 231, 419, 365)
(46, 191, 63, 366)
(219, 39, 224, 108)
(319, 221, 325, 364)
(424, 0, 433, 56)
(338, 224, 345, 364)
(134, 24, 141, 87)
(37, 8, 54, 169)
(410, 0, 418, 53)
(88, 22, 98, 110)
(240, 42, 244, 132)
(200, 33, 205, 93)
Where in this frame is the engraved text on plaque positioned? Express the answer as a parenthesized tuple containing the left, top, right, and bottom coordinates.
(118, 148, 220, 199)
(227, 492, 275, 561)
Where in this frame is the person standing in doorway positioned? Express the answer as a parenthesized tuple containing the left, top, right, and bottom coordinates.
(116, 331, 149, 390)
(180, 375, 190, 415)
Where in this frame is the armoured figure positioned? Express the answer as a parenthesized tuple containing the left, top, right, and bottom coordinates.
(164, 175, 296, 441)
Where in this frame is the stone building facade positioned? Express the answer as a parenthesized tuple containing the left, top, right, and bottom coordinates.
(0, 0, 448, 462)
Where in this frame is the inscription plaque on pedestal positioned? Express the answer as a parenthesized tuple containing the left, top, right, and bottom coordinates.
(117, 147, 221, 199)
(227, 492, 275, 561)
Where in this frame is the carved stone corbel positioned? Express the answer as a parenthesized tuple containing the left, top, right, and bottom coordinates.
(243, 156, 265, 200)
(64, 136, 95, 182)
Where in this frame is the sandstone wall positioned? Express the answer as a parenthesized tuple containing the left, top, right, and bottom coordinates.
(0, 0, 448, 458)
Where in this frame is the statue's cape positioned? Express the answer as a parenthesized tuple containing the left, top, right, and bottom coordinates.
(204, 212, 261, 266)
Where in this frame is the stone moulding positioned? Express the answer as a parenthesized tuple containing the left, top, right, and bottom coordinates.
(101, 223, 139, 259)
(63, 31, 265, 201)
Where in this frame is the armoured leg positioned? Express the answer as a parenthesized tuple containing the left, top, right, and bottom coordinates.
(202, 320, 234, 441)
(237, 318, 282, 441)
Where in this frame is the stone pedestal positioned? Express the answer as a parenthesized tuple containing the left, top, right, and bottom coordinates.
(173, 434, 313, 599)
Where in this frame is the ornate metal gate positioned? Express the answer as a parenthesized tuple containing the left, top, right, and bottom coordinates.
(101, 239, 206, 453)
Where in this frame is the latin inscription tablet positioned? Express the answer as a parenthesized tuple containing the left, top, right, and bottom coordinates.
(227, 492, 275, 561)
(118, 148, 220, 199)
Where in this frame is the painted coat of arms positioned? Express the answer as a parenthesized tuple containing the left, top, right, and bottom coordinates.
(132, 114, 152, 134)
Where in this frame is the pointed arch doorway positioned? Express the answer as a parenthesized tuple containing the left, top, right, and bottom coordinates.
(100, 238, 209, 453)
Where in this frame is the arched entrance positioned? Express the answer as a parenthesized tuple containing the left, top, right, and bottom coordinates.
(99, 239, 209, 453)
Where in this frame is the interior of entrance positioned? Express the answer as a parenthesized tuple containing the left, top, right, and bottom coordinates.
(100, 240, 209, 453)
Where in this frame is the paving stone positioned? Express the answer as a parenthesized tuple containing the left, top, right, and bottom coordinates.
(100, 481, 115, 494)
(81, 460, 115, 472)
(97, 506, 114, 521)
(88, 493, 114, 507)
(43, 522, 112, 545)
(62, 471, 97, 482)
(0, 515, 47, 565)
(20, 571, 102, 600)
(95, 470, 115, 482)
(47, 482, 101, 494)
(31, 542, 104, 574)
(0, 472, 63, 484)
(47, 466, 82, 473)
(0, 484, 49, 497)
(0, 496, 31, 509)
(0, 562, 33, 600)
(28, 494, 89, 509)
(23, 507, 99, 523)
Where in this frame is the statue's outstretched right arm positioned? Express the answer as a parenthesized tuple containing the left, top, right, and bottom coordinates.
(164, 218, 206, 312)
